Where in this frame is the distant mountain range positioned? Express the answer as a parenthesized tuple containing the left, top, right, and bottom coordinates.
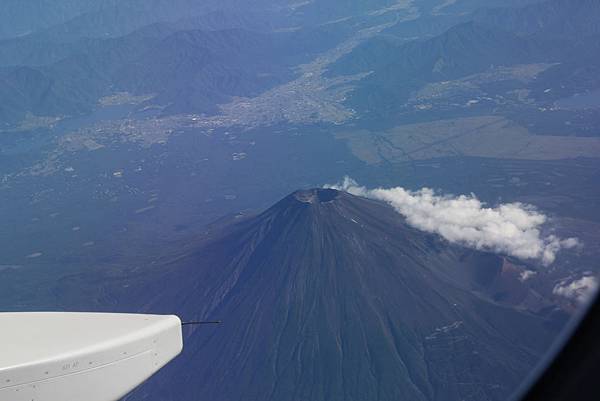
(333, 21, 549, 78)
(0, 26, 295, 125)
(121, 189, 559, 401)
(0, 0, 277, 41)
(474, 0, 600, 38)
(0, 3, 357, 126)
(0, 0, 102, 39)
(1, 0, 598, 129)
(328, 0, 600, 119)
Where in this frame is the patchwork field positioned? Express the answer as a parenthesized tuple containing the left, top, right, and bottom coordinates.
(337, 116, 600, 164)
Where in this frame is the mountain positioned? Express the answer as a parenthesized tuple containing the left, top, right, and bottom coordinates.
(472, 0, 600, 102)
(120, 188, 558, 401)
(0, 64, 105, 126)
(0, 0, 104, 39)
(113, 28, 294, 115)
(324, 0, 600, 121)
(474, 0, 600, 39)
(3, 0, 598, 127)
(6, 0, 305, 45)
(0, 9, 372, 126)
(16, 0, 245, 43)
(0, 26, 298, 125)
(0, 10, 269, 69)
(331, 21, 541, 80)
(327, 21, 547, 117)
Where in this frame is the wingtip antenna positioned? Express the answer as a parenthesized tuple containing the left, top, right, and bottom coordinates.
(182, 320, 222, 326)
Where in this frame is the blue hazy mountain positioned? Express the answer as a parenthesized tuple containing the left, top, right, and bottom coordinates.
(330, 21, 544, 82)
(474, 0, 600, 38)
(0, 26, 296, 124)
(2, 0, 598, 128)
(0, 0, 264, 42)
(324, 0, 600, 120)
(0, 6, 358, 125)
(123, 189, 558, 401)
(0, 0, 103, 39)
(326, 21, 547, 118)
(2, 0, 595, 129)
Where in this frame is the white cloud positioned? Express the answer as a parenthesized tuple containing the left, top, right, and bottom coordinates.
(553, 275, 598, 304)
(327, 177, 579, 265)
(519, 270, 537, 282)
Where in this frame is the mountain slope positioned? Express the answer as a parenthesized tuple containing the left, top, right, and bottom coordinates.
(474, 0, 600, 39)
(124, 189, 557, 401)
(327, 21, 547, 117)
(113, 28, 292, 114)
(325, 0, 600, 121)
(0, 0, 104, 39)
(331, 21, 541, 80)
(0, 26, 296, 124)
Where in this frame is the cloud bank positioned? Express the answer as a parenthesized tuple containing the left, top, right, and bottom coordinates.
(327, 177, 579, 265)
(553, 275, 598, 304)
